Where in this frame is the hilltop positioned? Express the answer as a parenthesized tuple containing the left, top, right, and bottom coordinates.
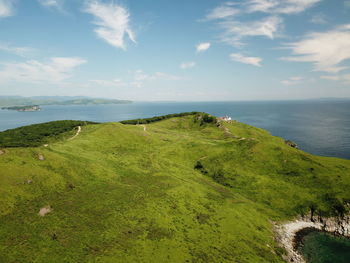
(0, 113, 349, 262)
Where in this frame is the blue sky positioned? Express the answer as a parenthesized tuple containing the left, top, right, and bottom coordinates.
(0, 0, 349, 101)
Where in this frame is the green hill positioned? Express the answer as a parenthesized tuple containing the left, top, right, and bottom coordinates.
(0, 113, 349, 262)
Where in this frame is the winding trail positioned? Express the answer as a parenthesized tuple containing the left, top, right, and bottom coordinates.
(68, 126, 81, 141)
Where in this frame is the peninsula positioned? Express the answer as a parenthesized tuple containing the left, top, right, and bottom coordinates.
(0, 113, 349, 263)
(1, 105, 41, 112)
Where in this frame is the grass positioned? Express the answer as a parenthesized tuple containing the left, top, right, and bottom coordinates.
(0, 113, 349, 262)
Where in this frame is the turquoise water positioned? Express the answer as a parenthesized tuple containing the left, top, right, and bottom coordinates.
(0, 100, 350, 159)
(298, 231, 350, 263)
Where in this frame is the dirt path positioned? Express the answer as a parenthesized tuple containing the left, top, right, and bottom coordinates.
(68, 126, 81, 141)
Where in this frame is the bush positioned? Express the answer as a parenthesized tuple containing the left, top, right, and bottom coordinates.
(120, 112, 200, 125)
(0, 120, 97, 147)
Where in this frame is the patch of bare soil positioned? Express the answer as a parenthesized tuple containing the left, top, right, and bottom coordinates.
(38, 154, 45, 161)
(38, 206, 52, 217)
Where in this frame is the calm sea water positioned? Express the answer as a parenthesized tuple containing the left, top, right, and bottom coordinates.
(299, 231, 350, 263)
(0, 100, 349, 159)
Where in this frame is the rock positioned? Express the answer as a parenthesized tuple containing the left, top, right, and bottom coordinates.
(27, 179, 33, 184)
(285, 140, 298, 149)
(38, 154, 45, 161)
(38, 205, 52, 217)
(275, 212, 350, 263)
(0, 149, 4, 155)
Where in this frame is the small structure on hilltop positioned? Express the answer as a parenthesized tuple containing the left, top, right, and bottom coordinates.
(218, 116, 232, 122)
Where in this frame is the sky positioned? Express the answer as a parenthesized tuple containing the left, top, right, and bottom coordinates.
(0, 0, 350, 101)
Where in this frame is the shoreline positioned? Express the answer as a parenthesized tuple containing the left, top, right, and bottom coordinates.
(274, 214, 350, 263)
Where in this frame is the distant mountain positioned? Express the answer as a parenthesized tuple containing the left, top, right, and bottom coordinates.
(0, 96, 132, 107)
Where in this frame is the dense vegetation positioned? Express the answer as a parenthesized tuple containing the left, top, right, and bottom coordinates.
(120, 111, 201, 124)
(0, 114, 349, 262)
(0, 120, 96, 147)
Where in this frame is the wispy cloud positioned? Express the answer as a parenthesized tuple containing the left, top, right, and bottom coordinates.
(0, 0, 15, 18)
(37, 0, 65, 13)
(196, 42, 211, 53)
(281, 76, 304, 86)
(310, 13, 328, 24)
(230, 53, 262, 67)
(245, 0, 321, 14)
(281, 24, 350, 73)
(220, 16, 283, 47)
(0, 43, 34, 57)
(203, 1, 320, 47)
(180, 61, 196, 69)
(321, 74, 350, 83)
(205, 2, 238, 20)
(134, 70, 180, 81)
(0, 57, 86, 84)
(84, 0, 136, 50)
(89, 70, 180, 89)
(204, 0, 321, 20)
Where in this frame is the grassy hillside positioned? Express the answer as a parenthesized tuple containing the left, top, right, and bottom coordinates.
(0, 113, 349, 262)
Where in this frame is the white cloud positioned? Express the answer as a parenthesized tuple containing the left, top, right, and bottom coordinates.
(206, 0, 321, 18)
(203, 0, 320, 47)
(0, 43, 34, 57)
(196, 42, 211, 53)
(135, 70, 180, 81)
(0, 57, 86, 84)
(321, 74, 350, 83)
(89, 70, 180, 89)
(220, 16, 283, 46)
(84, 0, 136, 50)
(282, 24, 350, 73)
(0, 0, 15, 17)
(310, 13, 327, 24)
(180, 61, 196, 69)
(245, 0, 321, 14)
(230, 53, 262, 67)
(37, 0, 65, 12)
(245, 0, 279, 13)
(281, 76, 304, 86)
(205, 2, 238, 20)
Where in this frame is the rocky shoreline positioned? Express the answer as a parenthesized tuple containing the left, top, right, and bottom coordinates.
(274, 213, 350, 263)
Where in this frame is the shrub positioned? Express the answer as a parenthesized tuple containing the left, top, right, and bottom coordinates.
(0, 120, 97, 148)
(120, 112, 200, 125)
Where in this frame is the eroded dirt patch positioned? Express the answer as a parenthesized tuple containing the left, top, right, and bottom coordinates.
(38, 206, 52, 216)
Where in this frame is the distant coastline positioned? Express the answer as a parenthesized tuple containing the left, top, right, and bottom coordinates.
(0, 96, 132, 108)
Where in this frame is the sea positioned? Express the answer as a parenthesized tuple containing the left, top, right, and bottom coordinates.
(1, 100, 349, 159)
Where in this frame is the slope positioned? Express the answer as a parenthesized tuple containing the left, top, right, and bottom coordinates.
(0, 113, 349, 263)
